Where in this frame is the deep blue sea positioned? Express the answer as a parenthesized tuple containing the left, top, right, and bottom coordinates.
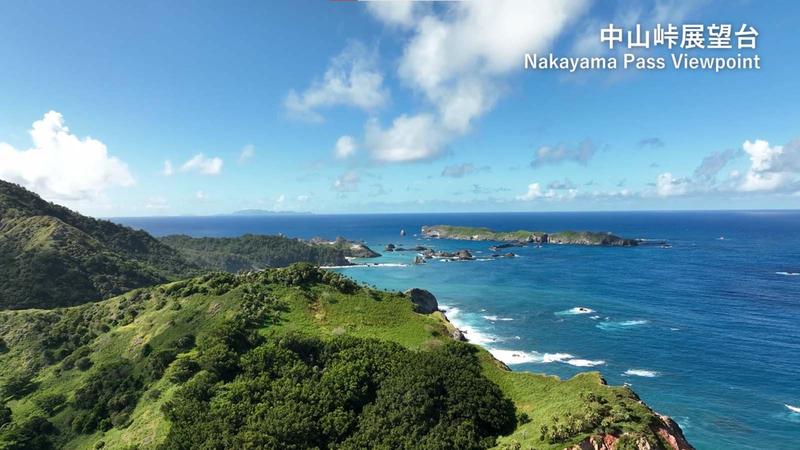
(114, 211, 800, 450)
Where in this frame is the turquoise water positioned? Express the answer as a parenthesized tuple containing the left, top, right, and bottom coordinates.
(116, 211, 800, 449)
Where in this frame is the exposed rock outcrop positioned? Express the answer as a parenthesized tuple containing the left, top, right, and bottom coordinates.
(450, 328, 466, 341)
(404, 288, 439, 314)
(653, 414, 694, 450)
(565, 414, 694, 450)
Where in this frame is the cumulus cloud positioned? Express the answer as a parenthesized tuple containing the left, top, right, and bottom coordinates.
(516, 182, 577, 201)
(180, 153, 223, 175)
(655, 172, 691, 197)
(332, 170, 360, 192)
(653, 138, 800, 197)
(334, 135, 357, 159)
(364, 114, 447, 163)
(739, 139, 800, 192)
(195, 190, 205, 200)
(530, 139, 596, 168)
(238, 144, 255, 164)
(285, 41, 388, 122)
(366, 1, 420, 28)
(162, 160, 174, 176)
(0, 111, 135, 201)
(362, 0, 588, 163)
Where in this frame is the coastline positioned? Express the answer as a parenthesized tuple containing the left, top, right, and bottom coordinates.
(436, 303, 695, 450)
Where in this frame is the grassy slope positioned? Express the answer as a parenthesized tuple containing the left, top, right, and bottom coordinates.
(0, 181, 197, 309)
(160, 234, 352, 272)
(1, 267, 669, 450)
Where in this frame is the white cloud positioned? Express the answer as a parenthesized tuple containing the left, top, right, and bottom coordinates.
(162, 160, 174, 176)
(645, 138, 800, 198)
(296, 194, 310, 202)
(738, 139, 797, 192)
(334, 135, 357, 159)
(180, 153, 223, 175)
(517, 182, 545, 201)
(285, 41, 388, 122)
(238, 144, 255, 164)
(656, 172, 690, 197)
(516, 182, 577, 201)
(195, 190, 205, 200)
(364, 114, 447, 163)
(276, 194, 286, 203)
(361, 0, 588, 162)
(332, 170, 360, 192)
(0, 111, 135, 201)
(366, 1, 420, 28)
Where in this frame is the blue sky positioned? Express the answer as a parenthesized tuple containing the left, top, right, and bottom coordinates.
(0, 0, 798, 216)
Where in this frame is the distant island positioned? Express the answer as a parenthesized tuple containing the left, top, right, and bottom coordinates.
(230, 209, 312, 216)
(421, 225, 639, 246)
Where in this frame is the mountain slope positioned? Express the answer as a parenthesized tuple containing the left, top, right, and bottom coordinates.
(159, 234, 378, 272)
(0, 265, 691, 450)
(0, 181, 197, 309)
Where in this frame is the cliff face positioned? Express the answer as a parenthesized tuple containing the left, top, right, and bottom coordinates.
(566, 413, 694, 450)
(421, 225, 638, 247)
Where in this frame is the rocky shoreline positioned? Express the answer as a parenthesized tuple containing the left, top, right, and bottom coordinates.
(405, 287, 694, 450)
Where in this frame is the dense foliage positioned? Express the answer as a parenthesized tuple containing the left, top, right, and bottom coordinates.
(160, 234, 352, 272)
(0, 180, 197, 309)
(0, 263, 675, 449)
(160, 332, 516, 450)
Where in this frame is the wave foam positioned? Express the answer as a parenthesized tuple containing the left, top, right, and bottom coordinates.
(786, 404, 800, 414)
(625, 369, 659, 377)
(566, 359, 606, 367)
(543, 352, 574, 363)
(322, 263, 408, 269)
(483, 315, 514, 322)
(489, 349, 544, 365)
(458, 325, 500, 345)
(596, 319, 649, 331)
(556, 307, 595, 316)
(776, 271, 800, 276)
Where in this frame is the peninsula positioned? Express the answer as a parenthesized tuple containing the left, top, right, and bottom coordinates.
(421, 225, 639, 246)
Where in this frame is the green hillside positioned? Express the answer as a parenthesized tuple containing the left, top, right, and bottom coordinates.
(0, 264, 686, 450)
(0, 181, 197, 310)
(0, 181, 379, 310)
(159, 234, 371, 272)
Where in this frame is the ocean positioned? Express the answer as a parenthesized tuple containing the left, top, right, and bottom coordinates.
(115, 211, 800, 450)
